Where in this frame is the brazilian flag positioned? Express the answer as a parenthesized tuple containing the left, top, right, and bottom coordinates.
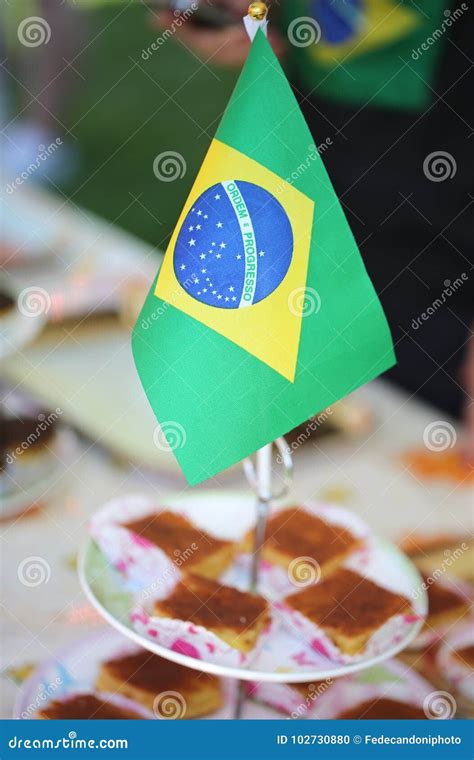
(283, 0, 449, 110)
(133, 30, 395, 485)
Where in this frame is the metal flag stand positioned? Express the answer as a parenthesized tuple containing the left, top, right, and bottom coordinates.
(243, 440, 294, 591)
(231, 2, 293, 719)
(234, 438, 293, 717)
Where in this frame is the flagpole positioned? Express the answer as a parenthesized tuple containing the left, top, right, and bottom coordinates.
(241, 2, 272, 596)
(234, 441, 273, 719)
(235, 1, 273, 720)
(250, 443, 272, 591)
(243, 437, 293, 591)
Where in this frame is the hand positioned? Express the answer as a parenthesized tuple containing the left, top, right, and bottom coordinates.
(461, 329, 474, 463)
(151, 4, 286, 67)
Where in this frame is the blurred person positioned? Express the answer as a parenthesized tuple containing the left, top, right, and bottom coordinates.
(153, 1, 474, 455)
(0, 0, 86, 187)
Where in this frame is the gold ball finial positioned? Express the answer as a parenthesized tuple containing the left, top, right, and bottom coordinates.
(248, 2, 268, 21)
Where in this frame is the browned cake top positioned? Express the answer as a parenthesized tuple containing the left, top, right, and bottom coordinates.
(102, 649, 215, 693)
(338, 697, 426, 720)
(264, 507, 358, 564)
(425, 578, 468, 616)
(155, 575, 268, 630)
(402, 534, 463, 557)
(0, 415, 57, 454)
(0, 292, 15, 311)
(454, 644, 474, 667)
(39, 694, 142, 720)
(123, 511, 230, 564)
(285, 568, 411, 636)
(293, 680, 330, 699)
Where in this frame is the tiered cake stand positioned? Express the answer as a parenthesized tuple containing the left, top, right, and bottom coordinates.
(75, 481, 428, 718)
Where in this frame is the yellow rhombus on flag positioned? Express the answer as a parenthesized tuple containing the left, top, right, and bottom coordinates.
(155, 139, 314, 381)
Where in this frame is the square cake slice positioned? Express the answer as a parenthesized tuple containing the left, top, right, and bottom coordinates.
(336, 697, 426, 720)
(423, 577, 470, 630)
(154, 574, 270, 654)
(122, 510, 236, 580)
(283, 568, 412, 655)
(96, 650, 221, 718)
(37, 694, 144, 720)
(454, 644, 474, 668)
(243, 507, 361, 577)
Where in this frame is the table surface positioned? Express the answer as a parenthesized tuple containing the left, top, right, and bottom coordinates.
(1, 189, 472, 718)
(1, 380, 471, 717)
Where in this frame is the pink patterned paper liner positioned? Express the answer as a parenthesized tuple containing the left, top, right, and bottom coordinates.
(315, 660, 434, 719)
(274, 601, 422, 665)
(130, 602, 277, 670)
(35, 690, 153, 720)
(436, 620, 474, 702)
(246, 679, 337, 719)
(89, 498, 371, 600)
(16, 628, 241, 721)
(246, 658, 434, 719)
(89, 495, 188, 598)
(405, 577, 473, 651)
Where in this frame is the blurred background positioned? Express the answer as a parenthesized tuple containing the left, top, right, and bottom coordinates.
(0, 0, 472, 723)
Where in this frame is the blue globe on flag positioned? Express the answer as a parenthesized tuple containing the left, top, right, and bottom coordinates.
(312, 0, 362, 44)
(174, 180, 293, 309)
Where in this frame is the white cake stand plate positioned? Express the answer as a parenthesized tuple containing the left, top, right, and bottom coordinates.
(79, 491, 427, 684)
